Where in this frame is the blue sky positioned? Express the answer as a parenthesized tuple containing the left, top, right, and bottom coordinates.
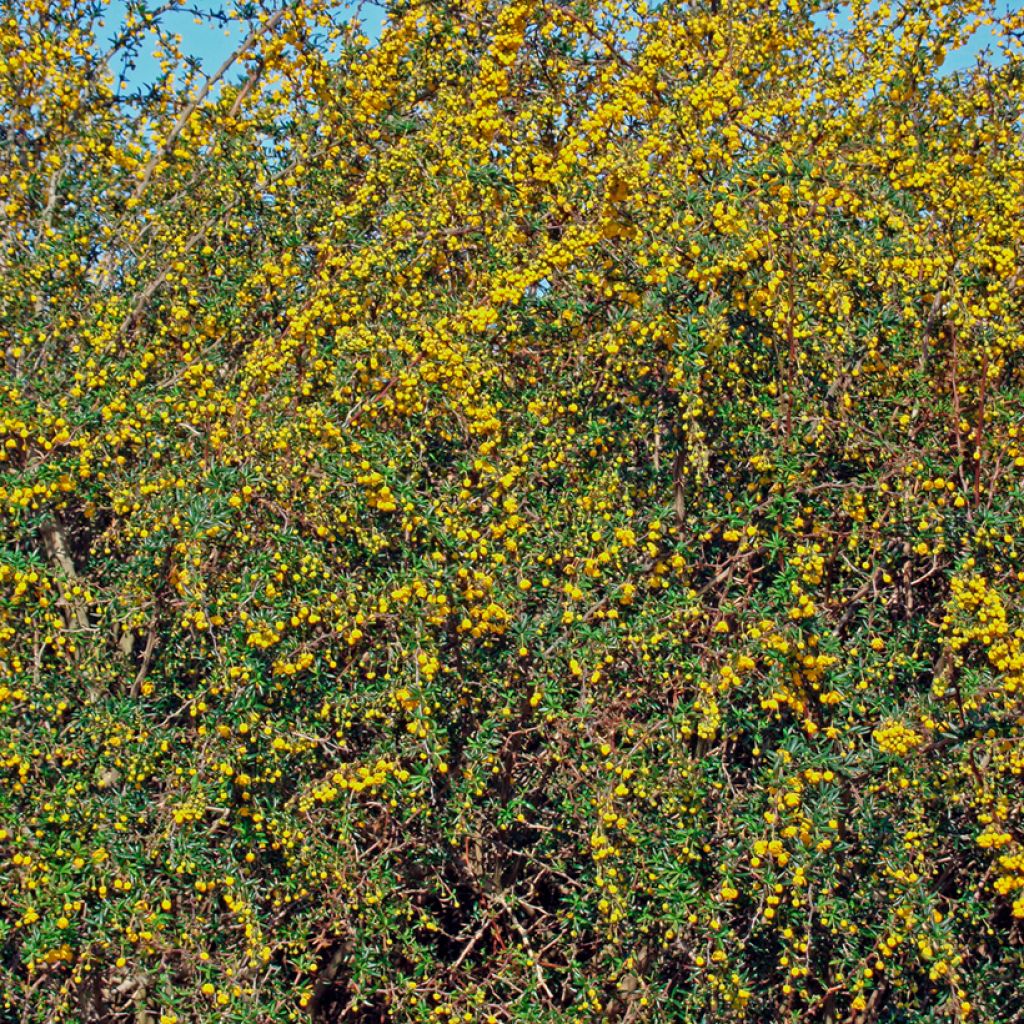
(97, 1, 385, 93)
(95, 1, 1004, 95)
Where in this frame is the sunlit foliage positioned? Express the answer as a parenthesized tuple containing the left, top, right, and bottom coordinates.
(1, 0, 1023, 1021)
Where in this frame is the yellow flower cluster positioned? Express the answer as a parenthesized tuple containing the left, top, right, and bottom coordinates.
(873, 721, 924, 757)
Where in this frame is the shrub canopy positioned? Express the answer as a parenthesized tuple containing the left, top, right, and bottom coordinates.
(1, 1, 1024, 1021)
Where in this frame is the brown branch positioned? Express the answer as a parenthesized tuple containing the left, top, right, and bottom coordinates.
(130, 623, 159, 699)
(972, 347, 988, 510)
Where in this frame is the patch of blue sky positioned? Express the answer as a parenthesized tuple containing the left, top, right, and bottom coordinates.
(95, 0, 386, 95)
(810, 0, 1010, 76)
(96, 1, 240, 94)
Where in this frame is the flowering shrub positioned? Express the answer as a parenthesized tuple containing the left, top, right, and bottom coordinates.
(1, 1, 1023, 1021)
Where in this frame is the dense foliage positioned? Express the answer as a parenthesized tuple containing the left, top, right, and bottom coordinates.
(1, 0, 1024, 1021)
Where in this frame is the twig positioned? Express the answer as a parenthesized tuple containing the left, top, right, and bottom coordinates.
(130, 623, 159, 698)
(972, 347, 988, 510)
(450, 915, 495, 972)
